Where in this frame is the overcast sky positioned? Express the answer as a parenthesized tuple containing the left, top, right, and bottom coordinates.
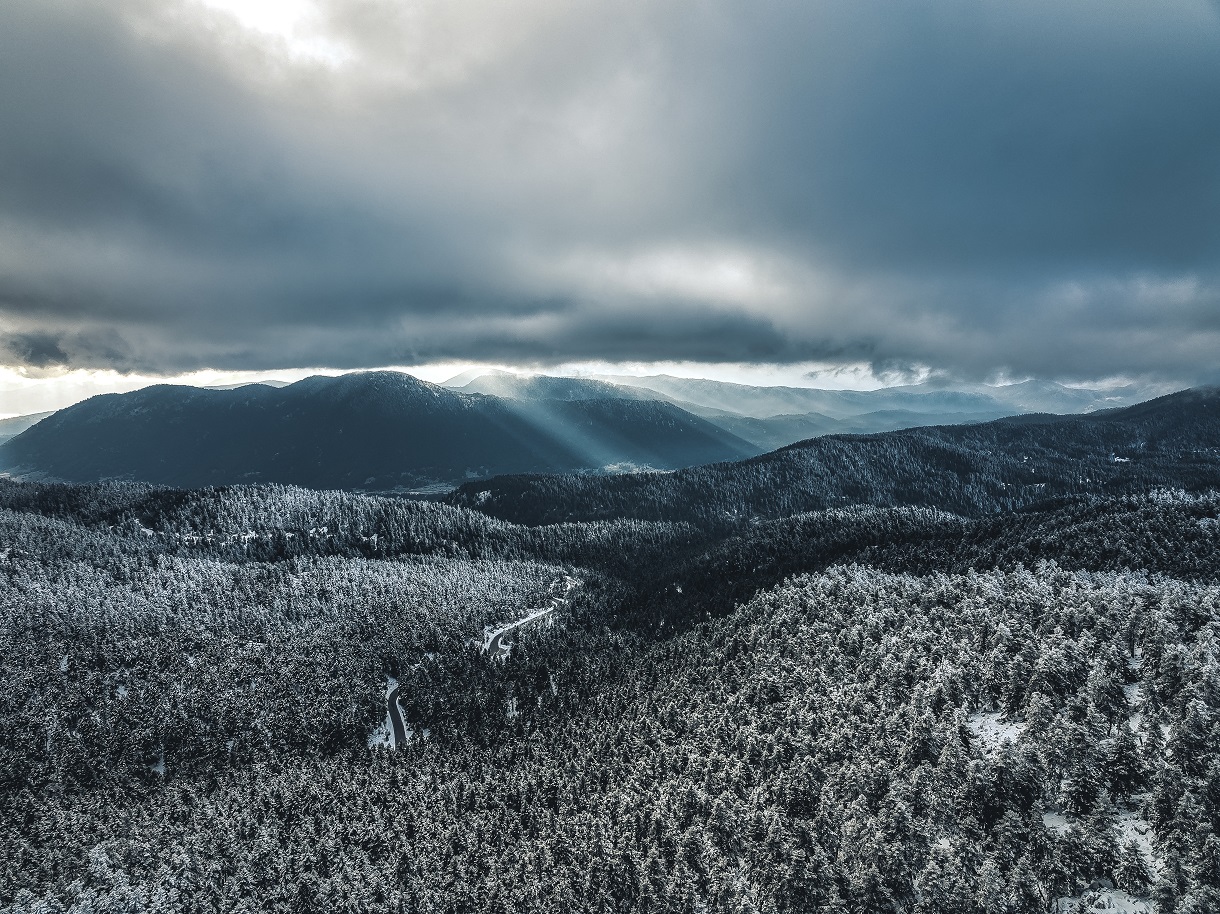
(2, 0, 1219, 413)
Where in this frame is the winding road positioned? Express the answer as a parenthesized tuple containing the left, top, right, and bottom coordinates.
(483, 576, 576, 661)
(381, 576, 577, 747)
(385, 679, 408, 747)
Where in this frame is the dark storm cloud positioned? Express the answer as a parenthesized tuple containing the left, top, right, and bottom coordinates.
(1, 0, 1218, 382)
(718, 4, 1220, 273)
(1, 332, 69, 369)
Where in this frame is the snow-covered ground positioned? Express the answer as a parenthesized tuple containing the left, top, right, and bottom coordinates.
(1055, 888, 1153, 913)
(367, 675, 398, 750)
(483, 575, 577, 660)
(1047, 656, 1159, 914)
(1041, 810, 1071, 835)
(1124, 682, 1143, 732)
(966, 710, 1025, 753)
(1116, 807, 1159, 874)
(367, 722, 393, 749)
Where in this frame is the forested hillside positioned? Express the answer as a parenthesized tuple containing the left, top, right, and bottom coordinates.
(0, 372, 757, 489)
(3, 466, 1220, 912)
(448, 373, 1158, 451)
(0, 412, 53, 446)
(449, 387, 1220, 527)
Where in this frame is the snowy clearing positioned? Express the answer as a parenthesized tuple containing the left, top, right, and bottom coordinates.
(1042, 810, 1071, 835)
(966, 711, 1025, 752)
(1124, 682, 1144, 732)
(1055, 888, 1152, 913)
(1116, 807, 1160, 874)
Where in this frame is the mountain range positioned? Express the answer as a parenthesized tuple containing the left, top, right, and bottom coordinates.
(448, 386, 1220, 526)
(0, 372, 756, 490)
(445, 371, 1158, 450)
(0, 411, 54, 446)
(0, 370, 1184, 492)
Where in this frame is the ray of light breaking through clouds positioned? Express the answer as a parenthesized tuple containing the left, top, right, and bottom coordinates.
(1, 0, 1219, 397)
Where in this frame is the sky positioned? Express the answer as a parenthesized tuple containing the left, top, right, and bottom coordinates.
(2, 0, 1219, 415)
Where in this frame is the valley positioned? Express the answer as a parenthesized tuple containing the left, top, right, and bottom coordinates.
(5, 0, 1213, 909)
(1, 388, 1218, 913)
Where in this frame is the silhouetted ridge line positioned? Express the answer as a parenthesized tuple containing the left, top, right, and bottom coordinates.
(0, 371, 758, 489)
(447, 386, 1220, 526)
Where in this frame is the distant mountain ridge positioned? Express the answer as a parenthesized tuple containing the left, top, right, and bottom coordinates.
(592, 373, 1152, 418)
(444, 371, 1159, 449)
(0, 411, 55, 446)
(0, 371, 1181, 491)
(448, 386, 1220, 526)
(0, 372, 757, 489)
(454, 373, 655, 402)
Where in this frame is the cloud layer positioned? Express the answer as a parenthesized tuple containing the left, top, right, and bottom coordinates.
(2, 0, 1219, 383)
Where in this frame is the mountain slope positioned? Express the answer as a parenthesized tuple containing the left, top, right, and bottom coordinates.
(4, 477, 1218, 912)
(445, 372, 1166, 451)
(448, 387, 1220, 526)
(596, 373, 1152, 420)
(449, 372, 1065, 450)
(701, 407, 1009, 450)
(0, 371, 758, 489)
(454, 373, 656, 402)
(0, 411, 54, 446)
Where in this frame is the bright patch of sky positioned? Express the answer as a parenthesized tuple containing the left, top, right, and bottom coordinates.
(195, 0, 351, 66)
(2, 1, 1218, 388)
(0, 366, 330, 418)
(0, 361, 909, 418)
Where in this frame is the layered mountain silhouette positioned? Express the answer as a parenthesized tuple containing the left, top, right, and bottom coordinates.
(0, 411, 54, 446)
(590, 373, 1152, 418)
(452, 373, 655, 403)
(2, 371, 1196, 496)
(448, 386, 1220, 526)
(445, 371, 1158, 450)
(0, 372, 758, 489)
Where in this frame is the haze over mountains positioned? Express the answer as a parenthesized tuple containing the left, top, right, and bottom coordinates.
(0, 370, 1177, 490)
(593, 374, 1151, 417)
(446, 371, 1158, 450)
(0, 412, 53, 447)
(450, 386, 1220, 526)
(0, 372, 756, 490)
